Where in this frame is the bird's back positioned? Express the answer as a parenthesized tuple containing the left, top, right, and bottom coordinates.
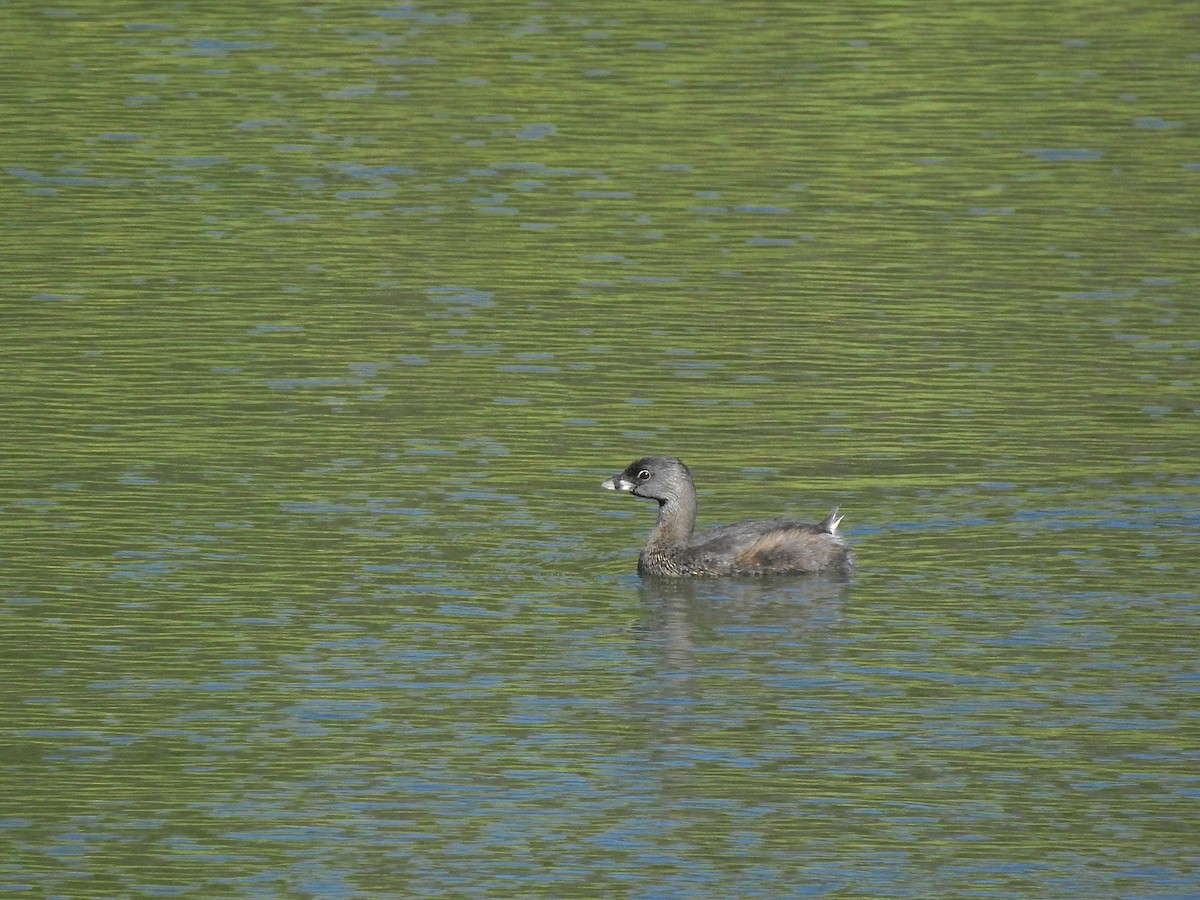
(651, 513, 853, 577)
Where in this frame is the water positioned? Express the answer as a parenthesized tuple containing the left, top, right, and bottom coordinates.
(2, 2, 1198, 897)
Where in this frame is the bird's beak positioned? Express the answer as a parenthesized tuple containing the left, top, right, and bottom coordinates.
(601, 474, 635, 492)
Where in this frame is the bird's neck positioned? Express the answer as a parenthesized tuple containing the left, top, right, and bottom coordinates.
(648, 495, 697, 551)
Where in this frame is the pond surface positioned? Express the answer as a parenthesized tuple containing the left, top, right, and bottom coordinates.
(2, 2, 1198, 897)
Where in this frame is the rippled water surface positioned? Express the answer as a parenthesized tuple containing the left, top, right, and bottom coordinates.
(2, 2, 1198, 897)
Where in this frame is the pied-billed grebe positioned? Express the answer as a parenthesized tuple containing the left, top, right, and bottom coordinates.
(601, 455, 854, 577)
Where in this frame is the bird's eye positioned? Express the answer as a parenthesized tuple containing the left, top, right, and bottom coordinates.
(637, 469, 651, 481)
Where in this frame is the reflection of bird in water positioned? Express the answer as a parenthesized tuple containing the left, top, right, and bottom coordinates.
(637, 574, 851, 675)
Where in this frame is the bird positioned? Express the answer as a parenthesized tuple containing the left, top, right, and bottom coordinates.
(601, 455, 854, 577)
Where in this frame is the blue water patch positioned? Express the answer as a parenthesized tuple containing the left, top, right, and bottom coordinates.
(425, 286, 494, 306)
(1059, 287, 1138, 301)
(575, 190, 634, 199)
(373, 5, 470, 24)
(1026, 148, 1104, 161)
(1134, 116, 1184, 129)
(280, 501, 358, 514)
(516, 123, 556, 140)
(177, 38, 273, 56)
(265, 377, 348, 390)
(7, 166, 122, 186)
(335, 189, 391, 200)
(156, 156, 228, 167)
(249, 323, 304, 334)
